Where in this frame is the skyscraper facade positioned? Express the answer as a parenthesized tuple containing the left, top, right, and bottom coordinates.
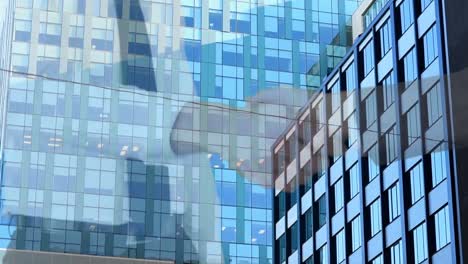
(272, 0, 468, 263)
(0, 0, 360, 263)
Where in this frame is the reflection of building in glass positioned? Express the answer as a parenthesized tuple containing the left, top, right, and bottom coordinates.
(272, 0, 468, 263)
(0, 0, 361, 263)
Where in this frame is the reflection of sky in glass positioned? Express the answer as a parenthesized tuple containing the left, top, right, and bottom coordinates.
(0, 0, 361, 262)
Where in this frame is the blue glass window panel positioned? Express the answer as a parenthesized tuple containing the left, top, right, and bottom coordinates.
(209, 10, 223, 30)
(264, 55, 279, 71)
(127, 66, 156, 92)
(292, 20, 305, 40)
(3, 163, 21, 187)
(129, 181, 147, 198)
(53, 175, 68, 191)
(90, 64, 113, 87)
(244, 184, 252, 207)
(28, 167, 45, 189)
(15, 31, 31, 42)
(278, 58, 292, 72)
(223, 77, 237, 99)
(403, 49, 417, 85)
(400, 0, 414, 32)
(278, 18, 286, 38)
(319, 24, 336, 44)
(193, 78, 201, 96)
(77, 0, 86, 14)
(69, 37, 84, 48)
(67, 62, 82, 83)
(128, 42, 152, 56)
(435, 206, 451, 250)
(222, 47, 242, 66)
(108, 0, 123, 18)
(251, 185, 266, 208)
(149, 178, 162, 200)
(161, 180, 171, 200)
(182, 40, 201, 62)
(431, 145, 448, 187)
(423, 26, 438, 67)
(8, 90, 33, 114)
(38, 34, 61, 45)
(130, 0, 148, 21)
(264, 16, 278, 37)
(182, 16, 194, 27)
(128, 211, 146, 236)
(221, 182, 237, 205)
(222, 219, 237, 242)
(133, 105, 149, 125)
(37, 59, 60, 77)
(91, 39, 113, 52)
(231, 19, 251, 34)
(250, 51, 258, 68)
(222, 206, 237, 219)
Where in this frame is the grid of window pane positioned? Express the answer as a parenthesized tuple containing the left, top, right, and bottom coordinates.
(406, 104, 421, 145)
(385, 126, 399, 164)
(317, 195, 327, 228)
(304, 209, 313, 240)
(278, 191, 286, 219)
(435, 206, 451, 250)
(400, 0, 414, 33)
(334, 179, 344, 213)
(315, 100, 325, 130)
(388, 183, 401, 222)
(331, 80, 341, 113)
(290, 223, 298, 252)
(370, 199, 382, 237)
(319, 245, 328, 264)
(380, 20, 392, 56)
(279, 234, 286, 263)
(364, 0, 390, 28)
(365, 91, 378, 128)
(410, 162, 425, 204)
(287, 133, 297, 163)
(421, 0, 433, 10)
(390, 240, 404, 264)
(335, 230, 346, 263)
(368, 144, 380, 182)
(333, 129, 343, 162)
(423, 25, 438, 67)
(413, 223, 428, 263)
(372, 255, 384, 264)
(288, 178, 297, 208)
(431, 144, 448, 187)
(426, 83, 443, 126)
(299, 117, 312, 147)
(316, 148, 327, 180)
(382, 72, 395, 110)
(403, 48, 418, 87)
(349, 163, 360, 198)
(302, 162, 313, 193)
(363, 41, 375, 76)
(347, 112, 358, 147)
(351, 216, 362, 251)
(346, 62, 356, 95)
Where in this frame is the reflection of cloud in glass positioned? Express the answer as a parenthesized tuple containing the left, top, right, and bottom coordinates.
(0, 0, 360, 262)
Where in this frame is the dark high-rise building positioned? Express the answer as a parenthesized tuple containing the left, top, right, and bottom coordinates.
(272, 0, 468, 263)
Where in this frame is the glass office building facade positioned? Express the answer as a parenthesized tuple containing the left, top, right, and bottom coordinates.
(0, 0, 362, 263)
(272, 0, 468, 263)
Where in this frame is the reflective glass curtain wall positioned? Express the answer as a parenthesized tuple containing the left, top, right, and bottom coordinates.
(0, 0, 361, 263)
